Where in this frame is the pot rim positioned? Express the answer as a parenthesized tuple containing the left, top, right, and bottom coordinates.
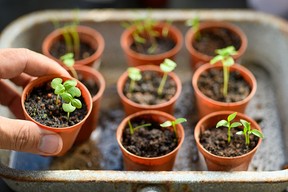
(192, 63, 257, 106)
(116, 110, 185, 160)
(117, 65, 182, 110)
(194, 110, 263, 160)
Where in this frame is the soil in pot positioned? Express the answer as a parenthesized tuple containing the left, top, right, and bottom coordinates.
(130, 36, 175, 55)
(197, 68, 251, 102)
(50, 39, 96, 60)
(77, 73, 99, 97)
(123, 71, 176, 105)
(24, 81, 87, 127)
(200, 126, 259, 157)
(193, 27, 241, 57)
(121, 118, 178, 157)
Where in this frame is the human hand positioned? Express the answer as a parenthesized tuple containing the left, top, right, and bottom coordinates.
(0, 48, 70, 156)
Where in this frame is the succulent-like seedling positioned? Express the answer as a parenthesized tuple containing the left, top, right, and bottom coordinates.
(185, 16, 200, 40)
(216, 112, 242, 143)
(128, 120, 151, 135)
(160, 117, 187, 140)
(51, 78, 82, 120)
(157, 58, 177, 96)
(210, 46, 238, 97)
(127, 67, 142, 93)
(60, 53, 78, 80)
(236, 119, 264, 145)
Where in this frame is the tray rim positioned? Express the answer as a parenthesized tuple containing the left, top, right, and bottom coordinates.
(0, 9, 287, 189)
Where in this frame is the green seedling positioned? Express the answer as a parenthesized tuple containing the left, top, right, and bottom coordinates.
(60, 53, 78, 79)
(122, 13, 172, 54)
(185, 16, 200, 40)
(236, 119, 264, 145)
(51, 78, 82, 120)
(127, 67, 142, 93)
(216, 112, 242, 143)
(160, 118, 187, 140)
(210, 46, 238, 97)
(128, 120, 151, 135)
(157, 58, 177, 96)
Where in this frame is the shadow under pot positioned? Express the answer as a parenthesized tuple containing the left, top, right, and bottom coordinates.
(194, 111, 263, 171)
(185, 21, 247, 71)
(116, 110, 185, 171)
(42, 25, 105, 69)
(117, 65, 182, 116)
(192, 63, 257, 119)
(121, 22, 183, 66)
(21, 75, 92, 156)
(68, 65, 105, 145)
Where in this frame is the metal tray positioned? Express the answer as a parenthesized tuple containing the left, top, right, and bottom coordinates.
(0, 9, 287, 192)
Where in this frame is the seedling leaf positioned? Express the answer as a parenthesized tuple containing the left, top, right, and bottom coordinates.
(231, 122, 242, 128)
(216, 120, 228, 128)
(251, 129, 264, 139)
(228, 112, 237, 122)
(62, 102, 76, 113)
(51, 78, 63, 89)
(175, 118, 187, 124)
(160, 121, 172, 127)
(71, 98, 82, 109)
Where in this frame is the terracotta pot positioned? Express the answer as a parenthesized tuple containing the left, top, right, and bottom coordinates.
(194, 111, 262, 171)
(21, 75, 92, 156)
(71, 66, 105, 145)
(192, 63, 257, 118)
(42, 25, 105, 68)
(116, 110, 185, 171)
(117, 65, 182, 116)
(185, 21, 247, 70)
(120, 22, 183, 66)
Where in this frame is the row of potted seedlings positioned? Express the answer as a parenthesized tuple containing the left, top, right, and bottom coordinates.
(20, 15, 264, 172)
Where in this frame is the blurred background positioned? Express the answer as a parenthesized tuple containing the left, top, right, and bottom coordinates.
(1, 0, 288, 32)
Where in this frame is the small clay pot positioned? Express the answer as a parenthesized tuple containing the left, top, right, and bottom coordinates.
(21, 75, 92, 156)
(185, 21, 247, 70)
(192, 63, 257, 118)
(121, 22, 183, 66)
(117, 65, 182, 116)
(194, 111, 262, 171)
(42, 25, 105, 69)
(71, 66, 105, 145)
(116, 110, 185, 171)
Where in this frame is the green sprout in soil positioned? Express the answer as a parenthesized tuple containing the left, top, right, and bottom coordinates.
(210, 46, 238, 97)
(216, 112, 242, 143)
(51, 78, 82, 120)
(236, 119, 264, 145)
(60, 52, 78, 80)
(185, 16, 200, 40)
(160, 117, 187, 140)
(128, 120, 151, 135)
(122, 13, 172, 54)
(157, 58, 177, 96)
(127, 67, 142, 93)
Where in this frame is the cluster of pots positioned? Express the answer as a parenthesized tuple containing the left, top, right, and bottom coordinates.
(21, 19, 262, 171)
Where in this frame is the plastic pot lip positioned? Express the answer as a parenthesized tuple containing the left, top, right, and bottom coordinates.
(185, 21, 248, 61)
(120, 22, 183, 60)
(42, 25, 105, 66)
(72, 65, 106, 103)
(194, 110, 263, 160)
(192, 63, 257, 106)
(116, 110, 185, 160)
(117, 65, 182, 109)
(21, 75, 93, 132)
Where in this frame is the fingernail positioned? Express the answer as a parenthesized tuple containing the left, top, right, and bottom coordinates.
(38, 135, 61, 154)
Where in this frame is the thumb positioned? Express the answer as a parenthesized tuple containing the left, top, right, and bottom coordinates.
(0, 116, 63, 156)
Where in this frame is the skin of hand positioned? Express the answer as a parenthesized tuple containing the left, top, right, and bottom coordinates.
(0, 48, 71, 156)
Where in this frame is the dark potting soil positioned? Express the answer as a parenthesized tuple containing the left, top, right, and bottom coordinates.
(123, 71, 177, 105)
(200, 126, 259, 157)
(130, 36, 175, 55)
(193, 27, 241, 56)
(50, 39, 96, 60)
(197, 68, 251, 102)
(78, 74, 99, 97)
(24, 81, 87, 127)
(121, 118, 178, 157)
